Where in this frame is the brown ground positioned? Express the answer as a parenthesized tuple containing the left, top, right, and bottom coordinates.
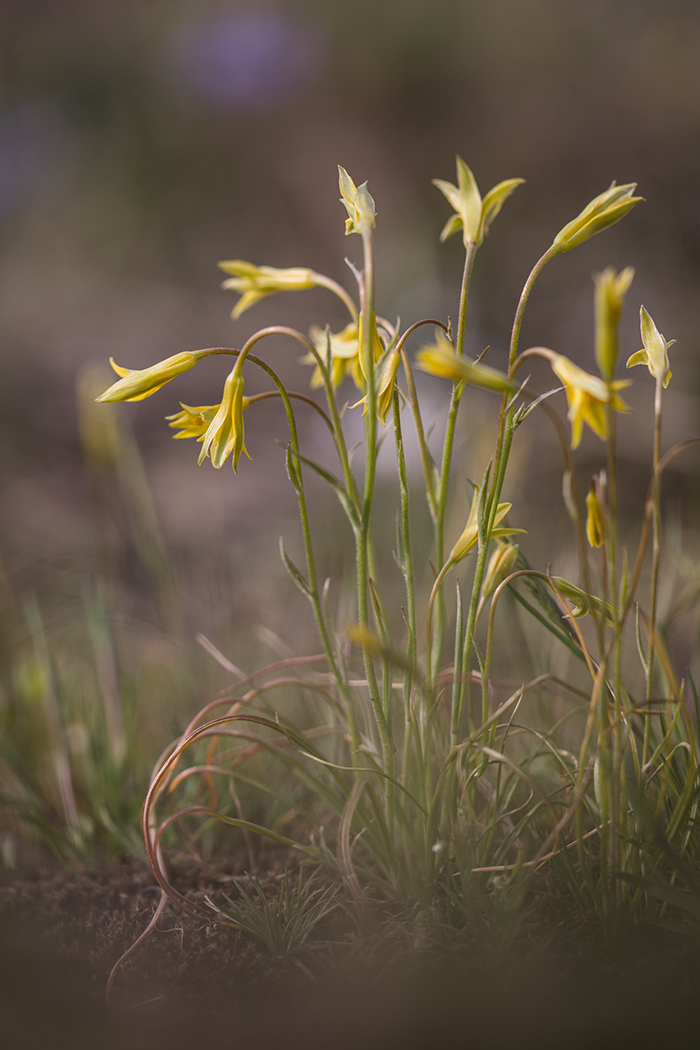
(2, 854, 700, 1050)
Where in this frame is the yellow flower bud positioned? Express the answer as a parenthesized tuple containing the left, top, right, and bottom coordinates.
(594, 266, 635, 381)
(552, 183, 642, 253)
(416, 331, 514, 393)
(97, 353, 198, 403)
(585, 483, 604, 548)
(338, 166, 376, 235)
(482, 541, 520, 599)
(373, 349, 401, 426)
(357, 310, 386, 381)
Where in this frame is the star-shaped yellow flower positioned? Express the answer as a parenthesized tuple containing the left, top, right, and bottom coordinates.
(166, 403, 221, 441)
(449, 486, 524, 564)
(304, 322, 363, 390)
(626, 306, 675, 388)
(550, 355, 630, 449)
(433, 156, 524, 247)
(197, 371, 250, 472)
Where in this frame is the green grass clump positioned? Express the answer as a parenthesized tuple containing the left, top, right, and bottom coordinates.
(5, 158, 700, 956)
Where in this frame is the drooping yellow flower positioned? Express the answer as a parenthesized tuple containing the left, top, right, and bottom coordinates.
(626, 306, 675, 388)
(97, 353, 198, 402)
(433, 156, 524, 247)
(417, 331, 514, 393)
(550, 354, 630, 449)
(304, 323, 363, 390)
(449, 486, 524, 564)
(218, 261, 321, 320)
(166, 403, 221, 441)
(198, 371, 249, 471)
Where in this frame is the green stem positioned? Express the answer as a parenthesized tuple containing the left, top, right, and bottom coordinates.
(356, 229, 394, 833)
(453, 247, 558, 743)
(455, 242, 477, 357)
(393, 386, 417, 786)
(313, 274, 359, 324)
(401, 348, 439, 522)
(231, 327, 361, 519)
(392, 319, 449, 525)
(606, 406, 622, 911)
(432, 241, 478, 679)
(643, 378, 663, 766)
(243, 354, 353, 721)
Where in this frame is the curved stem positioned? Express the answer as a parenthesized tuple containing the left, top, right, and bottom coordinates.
(401, 348, 438, 521)
(243, 352, 355, 736)
(231, 326, 360, 517)
(313, 274, 359, 324)
(389, 318, 449, 527)
(426, 560, 453, 684)
(246, 390, 334, 436)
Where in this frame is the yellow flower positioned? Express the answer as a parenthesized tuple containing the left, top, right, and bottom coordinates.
(356, 309, 386, 382)
(304, 323, 363, 390)
(550, 354, 630, 449)
(417, 331, 514, 393)
(626, 306, 675, 388)
(218, 261, 320, 319)
(450, 486, 524, 564)
(166, 403, 221, 441)
(594, 266, 635, 380)
(338, 166, 376, 235)
(552, 183, 643, 252)
(97, 353, 198, 402)
(482, 541, 520, 599)
(585, 483, 604, 548)
(374, 350, 401, 425)
(433, 156, 524, 246)
(355, 348, 401, 426)
(198, 371, 249, 471)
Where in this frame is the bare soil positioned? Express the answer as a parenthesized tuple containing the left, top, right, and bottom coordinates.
(2, 854, 700, 1050)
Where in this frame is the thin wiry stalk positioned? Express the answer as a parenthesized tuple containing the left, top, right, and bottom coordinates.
(644, 378, 664, 765)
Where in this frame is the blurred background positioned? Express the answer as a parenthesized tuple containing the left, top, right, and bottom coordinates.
(1, 0, 700, 859)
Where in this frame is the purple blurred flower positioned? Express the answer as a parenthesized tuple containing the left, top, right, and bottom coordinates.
(169, 11, 325, 111)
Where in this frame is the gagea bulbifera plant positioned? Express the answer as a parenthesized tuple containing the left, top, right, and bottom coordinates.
(99, 161, 699, 947)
